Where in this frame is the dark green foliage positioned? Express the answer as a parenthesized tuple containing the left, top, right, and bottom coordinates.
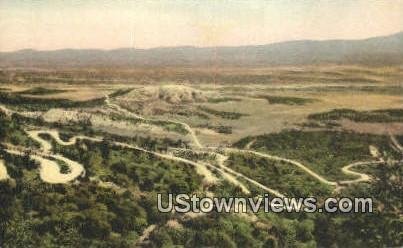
(0, 94, 401, 247)
(207, 97, 241, 103)
(0, 138, 201, 247)
(108, 88, 134, 98)
(0, 179, 146, 247)
(0, 114, 40, 148)
(212, 125, 232, 134)
(149, 214, 262, 247)
(197, 123, 232, 134)
(0, 113, 200, 247)
(0, 91, 105, 111)
(50, 157, 71, 174)
(108, 112, 189, 135)
(147, 120, 189, 135)
(198, 106, 247, 120)
(226, 152, 332, 197)
(297, 85, 403, 96)
(259, 95, 316, 105)
(41, 135, 201, 194)
(17, 87, 68, 95)
(234, 130, 397, 181)
(308, 108, 403, 123)
(174, 110, 210, 120)
(147, 212, 320, 247)
(314, 158, 402, 247)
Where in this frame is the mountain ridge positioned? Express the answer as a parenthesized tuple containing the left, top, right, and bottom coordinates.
(1, 31, 402, 67)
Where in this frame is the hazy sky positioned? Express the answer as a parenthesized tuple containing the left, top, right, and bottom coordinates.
(1, 0, 402, 51)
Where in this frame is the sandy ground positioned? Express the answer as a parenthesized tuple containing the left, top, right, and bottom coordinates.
(0, 160, 9, 181)
(5, 147, 85, 184)
(115, 82, 399, 147)
(24, 130, 85, 183)
(32, 154, 84, 184)
(340, 120, 403, 135)
(3, 81, 401, 146)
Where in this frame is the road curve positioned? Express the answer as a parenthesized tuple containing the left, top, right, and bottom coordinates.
(23, 129, 218, 185)
(223, 147, 384, 187)
(225, 148, 338, 186)
(24, 129, 281, 196)
(104, 94, 290, 196)
(104, 96, 383, 193)
(5, 143, 85, 184)
(105, 96, 203, 148)
(1, 102, 382, 192)
(339, 161, 382, 185)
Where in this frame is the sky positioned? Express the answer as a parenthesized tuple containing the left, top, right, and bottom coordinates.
(0, 0, 402, 52)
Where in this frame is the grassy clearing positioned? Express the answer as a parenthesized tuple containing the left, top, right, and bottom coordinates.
(308, 108, 403, 123)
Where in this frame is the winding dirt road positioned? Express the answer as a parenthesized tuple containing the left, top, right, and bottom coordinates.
(7, 148, 84, 184)
(224, 147, 387, 187)
(106, 95, 203, 148)
(339, 161, 383, 185)
(0, 101, 389, 193)
(28, 130, 101, 152)
(5, 139, 85, 184)
(213, 152, 251, 194)
(7, 129, 220, 186)
(105, 98, 387, 193)
(136, 224, 157, 246)
(19, 128, 277, 196)
(224, 148, 338, 186)
(1, 90, 398, 245)
(105, 96, 145, 120)
(390, 133, 403, 154)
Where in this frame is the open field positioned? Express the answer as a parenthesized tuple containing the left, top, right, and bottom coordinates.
(0, 65, 402, 247)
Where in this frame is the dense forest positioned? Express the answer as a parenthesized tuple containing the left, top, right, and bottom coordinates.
(0, 109, 401, 247)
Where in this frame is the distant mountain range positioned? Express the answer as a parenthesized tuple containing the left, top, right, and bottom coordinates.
(1, 32, 402, 67)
